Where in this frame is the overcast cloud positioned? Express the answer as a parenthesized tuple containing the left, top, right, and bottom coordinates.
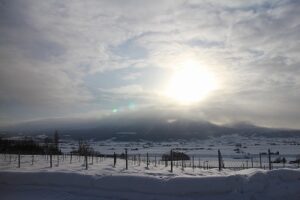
(0, 0, 299, 128)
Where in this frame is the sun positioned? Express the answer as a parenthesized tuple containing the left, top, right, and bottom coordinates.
(165, 59, 217, 104)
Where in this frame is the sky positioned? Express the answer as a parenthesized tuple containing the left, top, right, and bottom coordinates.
(0, 0, 300, 129)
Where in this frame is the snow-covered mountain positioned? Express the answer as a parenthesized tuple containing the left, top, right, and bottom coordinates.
(1, 114, 299, 141)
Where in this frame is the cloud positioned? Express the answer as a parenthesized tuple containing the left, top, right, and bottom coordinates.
(0, 0, 300, 128)
(122, 72, 142, 80)
(99, 85, 144, 96)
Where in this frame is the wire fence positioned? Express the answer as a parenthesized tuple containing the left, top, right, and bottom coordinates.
(1, 149, 299, 172)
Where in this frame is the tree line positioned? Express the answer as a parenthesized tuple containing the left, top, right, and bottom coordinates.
(0, 131, 61, 155)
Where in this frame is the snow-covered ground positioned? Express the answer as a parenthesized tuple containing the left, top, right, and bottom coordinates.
(56, 135, 300, 169)
(1, 154, 300, 200)
(58, 135, 300, 156)
(1, 135, 300, 199)
(6, 134, 300, 157)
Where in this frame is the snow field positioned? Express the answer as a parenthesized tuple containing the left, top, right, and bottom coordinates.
(1, 154, 300, 199)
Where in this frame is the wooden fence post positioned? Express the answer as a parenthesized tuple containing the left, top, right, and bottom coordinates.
(218, 149, 222, 171)
(268, 149, 272, 170)
(259, 153, 262, 168)
(181, 155, 184, 171)
(114, 152, 117, 167)
(85, 154, 88, 170)
(192, 155, 195, 170)
(70, 153, 72, 164)
(125, 149, 128, 170)
(31, 155, 34, 165)
(146, 152, 149, 169)
(283, 157, 286, 168)
(170, 150, 173, 173)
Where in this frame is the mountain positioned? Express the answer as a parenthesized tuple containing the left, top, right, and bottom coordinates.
(1, 114, 300, 141)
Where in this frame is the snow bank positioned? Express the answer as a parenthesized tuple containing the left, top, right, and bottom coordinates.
(1, 169, 300, 200)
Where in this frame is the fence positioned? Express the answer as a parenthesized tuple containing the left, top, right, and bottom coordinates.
(0, 149, 299, 172)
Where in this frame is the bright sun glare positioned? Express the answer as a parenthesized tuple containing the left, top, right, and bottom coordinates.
(166, 59, 217, 104)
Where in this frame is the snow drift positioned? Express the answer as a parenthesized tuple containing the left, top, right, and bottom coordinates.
(1, 169, 300, 200)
